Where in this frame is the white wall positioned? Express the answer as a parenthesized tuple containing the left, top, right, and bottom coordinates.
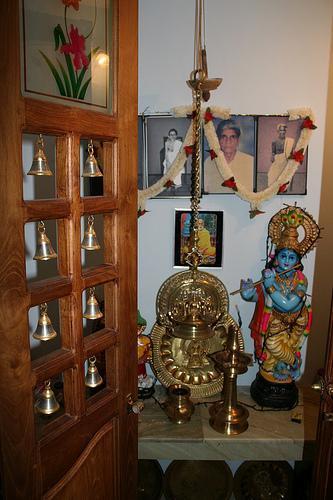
(138, 0, 333, 385)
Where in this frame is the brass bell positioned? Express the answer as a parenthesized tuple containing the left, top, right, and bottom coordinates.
(81, 215, 101, 250)
(27, 134, 53, 176)
(85, 356, 103, 388)
(33, 221, 57, 261)
(32, 303, 57, 341)
(35, 380, 60, 415)
(82, 139, 103, 177)
(83, 288, 103, 319)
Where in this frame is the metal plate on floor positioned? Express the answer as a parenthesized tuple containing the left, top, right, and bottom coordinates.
(138, 459, 164, 500)
(233, 460, 293, 499)
(164, 460, 233, 500)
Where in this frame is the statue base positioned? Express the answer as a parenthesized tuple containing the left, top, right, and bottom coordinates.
(138, 385, 155, 400)
(250, 372, 298, 410)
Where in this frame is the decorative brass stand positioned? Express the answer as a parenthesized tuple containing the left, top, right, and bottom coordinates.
(209, 326, 252, 435)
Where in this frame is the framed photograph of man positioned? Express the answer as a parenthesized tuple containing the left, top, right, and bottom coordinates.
(256, 115, 308, 194)
(174, 210, 223, 268)
(203, 115, 256, 194)
(145, 115, 195, 197)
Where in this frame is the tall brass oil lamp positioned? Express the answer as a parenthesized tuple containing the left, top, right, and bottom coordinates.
(209, 326, 252, 435)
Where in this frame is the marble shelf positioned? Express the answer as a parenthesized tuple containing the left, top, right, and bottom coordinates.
(138, 386, 320, 461)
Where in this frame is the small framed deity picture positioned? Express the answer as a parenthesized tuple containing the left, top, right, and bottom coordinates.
(145, 114, 195, 198)
(255, 115, 308, 194)
(174, 210, 223, 268)
(202, 115, 256, 194)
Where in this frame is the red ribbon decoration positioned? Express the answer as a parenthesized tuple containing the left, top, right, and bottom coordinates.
(209, 149, 217, 160)
(184, 145, 194, 156)
(290, 149, 304, 163)
(138, 209, 148, 218)
(204, 108, 214, 123)
(222, 177, 238, 191)
(278, 182, 290, 193)
(301, 116, 317, 130)
(164, 179, 175, 188)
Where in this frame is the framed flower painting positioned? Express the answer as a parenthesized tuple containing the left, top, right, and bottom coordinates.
(21, 0, 112, 112)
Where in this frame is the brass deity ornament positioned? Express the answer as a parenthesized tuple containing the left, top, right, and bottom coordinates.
(32, 303, 57, 341)
(151, 0, 243, 399)
(82, 139, 103, 177)
(27, 134, 53, 176)
(33, 221, 57, 261)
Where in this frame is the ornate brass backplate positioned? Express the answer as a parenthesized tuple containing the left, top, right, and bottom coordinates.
(151, 314, 244, 399)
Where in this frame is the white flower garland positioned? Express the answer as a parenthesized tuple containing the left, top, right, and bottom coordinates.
(138, 106, 315, 213)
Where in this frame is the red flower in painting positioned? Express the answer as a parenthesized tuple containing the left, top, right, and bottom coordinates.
(62, 0, 81, 10)
(60, 25, 89, 70)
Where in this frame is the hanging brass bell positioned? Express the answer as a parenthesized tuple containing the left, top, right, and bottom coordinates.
(85, 356, 103, 388)
(83, 288, 103, 319)
(32, 303, 57, 341)
(81, 215, 101, 250)
(33, 221, 57, 261)
(82, 139, 103, 177)
(35, 380, 60, 415)
(27, 134, 53, 176)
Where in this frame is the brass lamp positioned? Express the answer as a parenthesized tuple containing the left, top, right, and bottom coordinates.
(156, 3, 224, 342)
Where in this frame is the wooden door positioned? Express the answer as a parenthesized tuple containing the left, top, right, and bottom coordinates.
(311, 291, 333, 499)
(0, 1, 138, 498)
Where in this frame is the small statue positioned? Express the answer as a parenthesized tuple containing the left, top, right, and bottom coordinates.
(240, 206, 320, 408)
(137, 310, 155, 399)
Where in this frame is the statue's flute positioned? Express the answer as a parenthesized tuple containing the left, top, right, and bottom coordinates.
(230, 263, 301, 296)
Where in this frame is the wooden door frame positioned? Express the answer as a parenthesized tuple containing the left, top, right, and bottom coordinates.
(0, 1, 138, 498)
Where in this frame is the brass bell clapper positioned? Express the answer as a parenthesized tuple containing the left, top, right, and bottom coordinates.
(81, 215, 101, 251)
(35, 380, 60, 415)
(83, 288, 103, 320)
(209, 326, 252, 435)
(82, 139, 103, 177)
(85, 356, 103, 388)
(33, 221, 57, 261)
(27, 134, 53, 176)
(32, 303, 57, 341)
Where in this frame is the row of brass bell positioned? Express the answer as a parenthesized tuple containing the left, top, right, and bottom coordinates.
(35, 358, 104, 415)
(32, 289, 102, 342)
(27, 135, 103, 178)
(33, 214, 101, 262)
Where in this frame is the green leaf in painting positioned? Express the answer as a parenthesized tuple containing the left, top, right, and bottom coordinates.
(56, 59, 72, 97)
(76, 47, 99, 95)
(40, 51, 66, 96)
(78, 77, 92, 100)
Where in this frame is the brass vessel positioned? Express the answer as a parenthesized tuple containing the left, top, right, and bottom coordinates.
(162, 384, 195, 424)
(209, 326, 252, 435)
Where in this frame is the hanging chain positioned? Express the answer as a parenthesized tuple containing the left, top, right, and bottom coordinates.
(190, 87, 202, 234)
